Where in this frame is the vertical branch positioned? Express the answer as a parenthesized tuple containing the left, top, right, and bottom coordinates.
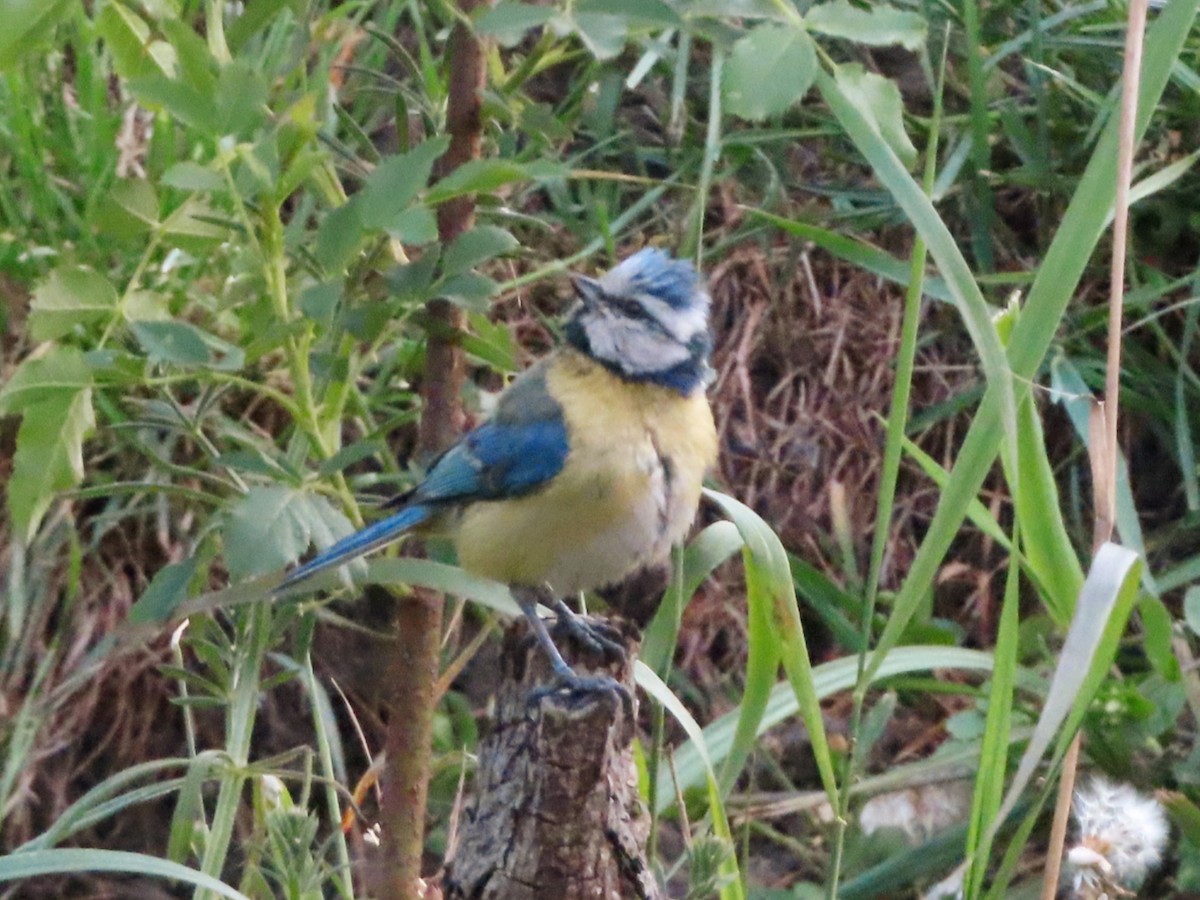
(1040, 3, 1147, 898)
(379, 3, 490, 896)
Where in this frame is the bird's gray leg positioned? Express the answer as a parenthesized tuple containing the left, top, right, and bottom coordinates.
(550, 597, 627, 662)
(511, 585, 633, 714)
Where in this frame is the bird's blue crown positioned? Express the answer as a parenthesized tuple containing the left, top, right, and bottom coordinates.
(565, 248, 712, 394)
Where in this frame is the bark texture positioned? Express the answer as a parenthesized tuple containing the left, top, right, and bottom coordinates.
(444, 619, 661, 900)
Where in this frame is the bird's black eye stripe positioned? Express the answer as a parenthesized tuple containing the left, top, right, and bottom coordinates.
(603, 292, 678, 340)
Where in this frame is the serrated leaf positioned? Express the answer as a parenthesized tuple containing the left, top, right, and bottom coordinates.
(475, 2, 556, 45)
(29, 267, 119, 341)
(6, 366, 94, 540)
(441, 226, 519, 278)
(833, 63, 917, 168)
(805, 0, 926, 51)
(358, 137, 450, 229)
(723, 23, 816, 120)
(223, 487, 353, 580)
(0, 346, 93, 414)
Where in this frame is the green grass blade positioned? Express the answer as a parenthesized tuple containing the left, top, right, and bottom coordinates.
(859, 0, 1197, 685)
(657, 646, 996, 815)
(0, 849, 250, 900)
(963, 526, 1022, 898)
(704, 489, 840, 803)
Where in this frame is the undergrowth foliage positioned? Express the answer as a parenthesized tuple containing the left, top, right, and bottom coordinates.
(1, 1, 1199, 898)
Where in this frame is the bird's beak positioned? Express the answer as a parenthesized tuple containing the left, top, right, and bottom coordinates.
(570, 274, 604, 307)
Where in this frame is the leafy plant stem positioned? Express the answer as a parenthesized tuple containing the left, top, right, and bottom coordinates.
(682, 49, 722, 260)
(302, 652, 355, 899)
(194, 603, 272, 900)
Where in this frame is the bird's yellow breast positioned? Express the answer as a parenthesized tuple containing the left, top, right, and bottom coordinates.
(454, 350, 718, 593)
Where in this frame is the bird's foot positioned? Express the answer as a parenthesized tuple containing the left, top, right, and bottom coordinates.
(550, 600, 627, 663)
(527, 670, 634, 719)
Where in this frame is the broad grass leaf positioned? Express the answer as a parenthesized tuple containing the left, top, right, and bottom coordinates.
(660, 646, 997, 813)
(30, 268, 119, 341)
(723, 23, 816, 121)
(0, 849, 249, 900)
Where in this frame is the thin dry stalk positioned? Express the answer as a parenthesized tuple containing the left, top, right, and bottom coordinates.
(1041, 2, 1149, 898)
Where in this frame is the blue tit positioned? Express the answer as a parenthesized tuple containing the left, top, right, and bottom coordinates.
(276, 247, 718, 695)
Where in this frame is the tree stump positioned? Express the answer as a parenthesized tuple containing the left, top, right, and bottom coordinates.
(443, 617, 660, 900)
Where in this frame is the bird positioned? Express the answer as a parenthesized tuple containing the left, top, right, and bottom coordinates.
(275, 247, 718, 699)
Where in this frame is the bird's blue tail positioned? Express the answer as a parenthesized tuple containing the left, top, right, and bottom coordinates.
(274, 503, 434, 593)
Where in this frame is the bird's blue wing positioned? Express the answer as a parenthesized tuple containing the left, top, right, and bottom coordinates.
(415, 419, 569, 503)
(276, 359, 569, 592)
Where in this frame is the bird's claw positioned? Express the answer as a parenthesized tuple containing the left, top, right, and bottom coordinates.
(551, 604, 627, 663)
(527, 672, 634, 720)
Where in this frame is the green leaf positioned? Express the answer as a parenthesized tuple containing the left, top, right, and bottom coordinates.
(0, 848, 250, 900)
(95, 1, 177, 81)
(723, 23, 816, 121)
(358, 137, 450, 229)
(215, 61, 268, 137)
(315, 199, 364, 272)
(29, 267, 119, 341)
(567, 12, 628, 60)
(131, 320, 213, 366)
(129, 559, 199, 624)
(0, 0, 74, 70)
(0, 345, 93, 414)
(1184, 586, 1200, 637)
(161, 197, 230, 242)
(161, 162, 226, 193)
(805, 0, 926, 51)
(982, 543, 1142, 867)
(576, 0, 680, 26)
(425, 159, 566, 204)
(224, 488, 354, 580)
(475, 3, 556, 45)
(384, 206, 438, 244)
(126, 74, 218, 134)
(94, 178, 160, 239)
(441, 226, 520, 277)
(0, 348, 95, 540)
(830, 63, 917, 168)
(438, 272, 498, 311)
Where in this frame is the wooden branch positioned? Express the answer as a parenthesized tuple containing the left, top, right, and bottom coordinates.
(380, 3, 490, 895)
(444, 620, 661, 900)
